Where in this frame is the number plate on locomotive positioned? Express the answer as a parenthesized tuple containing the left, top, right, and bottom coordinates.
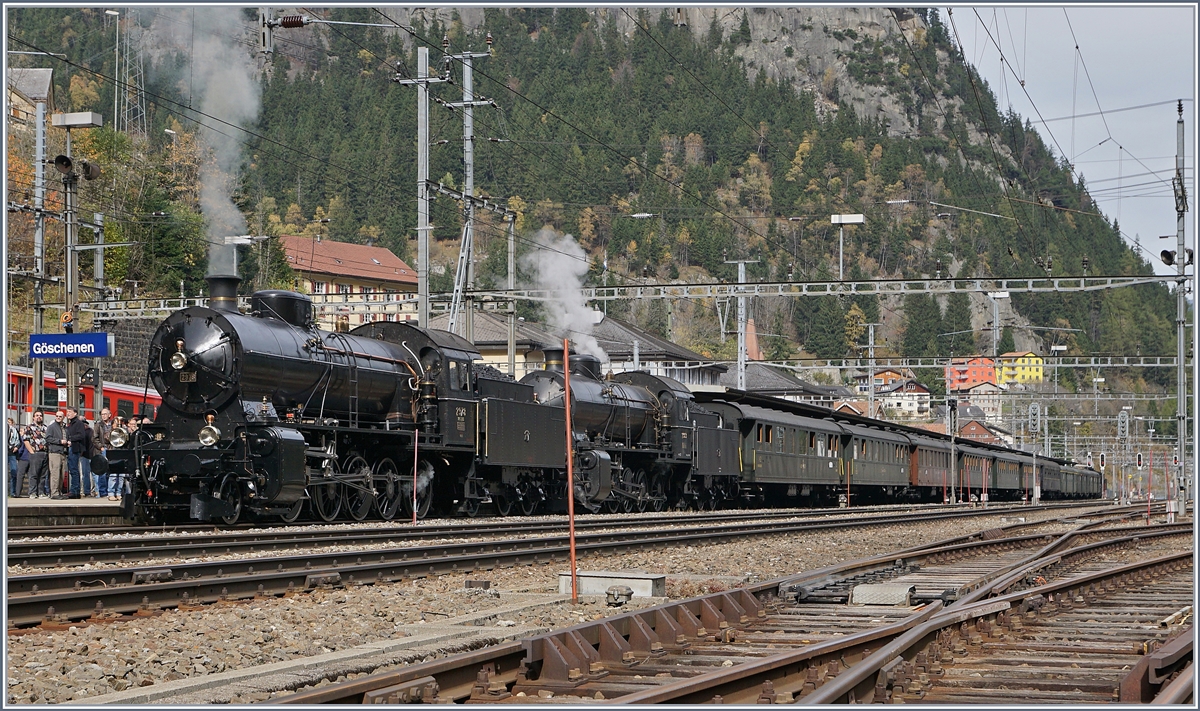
(178, 371, 197, 382)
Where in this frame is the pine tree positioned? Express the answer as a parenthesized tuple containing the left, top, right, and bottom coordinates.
(806, 297, 847, 359)
(998, 326, 1016, 355)
(902, 293, 942, 357)
(732, 12, 751, 45)
(942, 293, 973, 355)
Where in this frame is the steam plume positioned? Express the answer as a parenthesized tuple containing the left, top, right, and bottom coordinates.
(520, 229, 607, 360)
(146, 9, 261, 276)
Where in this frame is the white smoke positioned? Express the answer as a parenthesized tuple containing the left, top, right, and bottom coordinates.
(520, 229, 607, 361)
(145, 9, 261, 276)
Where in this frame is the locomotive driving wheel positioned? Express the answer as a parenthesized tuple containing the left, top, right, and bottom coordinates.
(630, 469, 648, 513)
(310, 476, 342, 522)
(620, 468, 637, 513)
(649, 473, 667, 512)
(494, 486, 514, 516)
(404, 460, 434, 520)
(372, 458, 402, 521)
(215, 476, 243, 526)
(279, 500, 304, 523)
(341, 454, 374, 522)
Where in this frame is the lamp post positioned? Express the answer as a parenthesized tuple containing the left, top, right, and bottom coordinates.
(830, 213, 863, 281)
(51, 111, 104, 414)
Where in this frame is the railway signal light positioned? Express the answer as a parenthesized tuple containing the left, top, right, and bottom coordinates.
(53, 154, 101, 180)
(1161, 248, 1193, 266)
(1100, 452, 1106, 469)
(1137, 452, 1143, 469)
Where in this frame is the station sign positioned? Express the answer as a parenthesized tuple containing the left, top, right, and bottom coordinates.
(29, 333, 112, 359)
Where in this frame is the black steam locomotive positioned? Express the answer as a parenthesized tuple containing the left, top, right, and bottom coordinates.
(106, 277, 1100, 524)
(106, 276, 733, 523)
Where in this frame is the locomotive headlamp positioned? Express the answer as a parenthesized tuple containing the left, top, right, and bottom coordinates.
(170, 339, 188, 370)
(109, 427, 129, 448)
(199, 425, 222, 446)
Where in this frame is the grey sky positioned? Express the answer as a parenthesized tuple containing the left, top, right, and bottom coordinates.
(948, 5, 1195, 276)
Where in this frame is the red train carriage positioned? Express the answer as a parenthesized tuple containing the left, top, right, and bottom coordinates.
(5, 364, 160, 424)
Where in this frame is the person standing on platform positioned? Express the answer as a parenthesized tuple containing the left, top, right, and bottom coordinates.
(7, 417, 21, 497)
(45, 410, 68, 499)
(24, 412, 49, 498)
(94, 408, 112, 498)
(15, 428, 31, 497)
(65, 407, 88, 499)
(77, 414, 95, 497)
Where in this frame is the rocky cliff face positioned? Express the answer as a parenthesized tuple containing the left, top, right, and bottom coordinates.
(397, 6, 936, 138)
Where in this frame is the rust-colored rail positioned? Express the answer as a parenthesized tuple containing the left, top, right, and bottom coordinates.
(255, 520, 1189, 704)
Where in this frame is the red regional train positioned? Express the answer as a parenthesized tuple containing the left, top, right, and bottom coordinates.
(5, 364, 161, 424)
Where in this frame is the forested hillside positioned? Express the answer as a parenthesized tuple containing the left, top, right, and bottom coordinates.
(6, 7, 1180, 400)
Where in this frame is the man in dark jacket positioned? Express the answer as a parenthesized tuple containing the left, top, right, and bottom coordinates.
(93, 408, 112, 498)
(65, 407, 89, 499)
(44, 410, 67, 498)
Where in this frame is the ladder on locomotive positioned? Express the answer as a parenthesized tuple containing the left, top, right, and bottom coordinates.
(348, 360, 359, 429)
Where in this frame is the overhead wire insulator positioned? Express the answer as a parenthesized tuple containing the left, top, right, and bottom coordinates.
(279, 15, 308, 29)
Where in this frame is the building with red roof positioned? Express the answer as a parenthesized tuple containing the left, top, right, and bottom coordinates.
(280, 235, 418, 330)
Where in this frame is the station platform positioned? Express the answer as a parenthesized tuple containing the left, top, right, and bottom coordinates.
(4, 496, 128, 527)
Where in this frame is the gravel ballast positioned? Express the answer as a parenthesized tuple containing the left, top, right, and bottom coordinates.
(4, 506, 1153, 705)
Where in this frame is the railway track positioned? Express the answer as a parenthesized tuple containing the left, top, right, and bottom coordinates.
(257, 521, 1192, 704)
(4, 500, 1102, 539)
(5, 504, 1149, 628)
(6, 502, 1109, 570)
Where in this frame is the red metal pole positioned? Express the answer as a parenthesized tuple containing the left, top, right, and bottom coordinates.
(563, 338, 577, 603)
(412, 431, 419, 525)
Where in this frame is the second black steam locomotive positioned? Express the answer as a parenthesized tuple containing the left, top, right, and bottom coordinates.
(105, 277, 1100, 524)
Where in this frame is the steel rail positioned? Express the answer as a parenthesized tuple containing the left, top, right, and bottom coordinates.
(5, 500, 1102, 539)
(1150, 661, 1194, 704)
(5, 502, 1109, 569)
(7, 506, 1070, 626)
(803, 551, 1194, 704)
(257, 521, 1188, 704)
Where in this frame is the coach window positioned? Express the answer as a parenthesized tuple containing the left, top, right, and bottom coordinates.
(756, 424, 763, 443)
(117, 399, 134, 419)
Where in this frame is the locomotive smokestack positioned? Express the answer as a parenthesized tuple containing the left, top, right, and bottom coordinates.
(206, 274, 241, 312)
(570, 353, 602, 380)
(542, 347, 566, 373)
